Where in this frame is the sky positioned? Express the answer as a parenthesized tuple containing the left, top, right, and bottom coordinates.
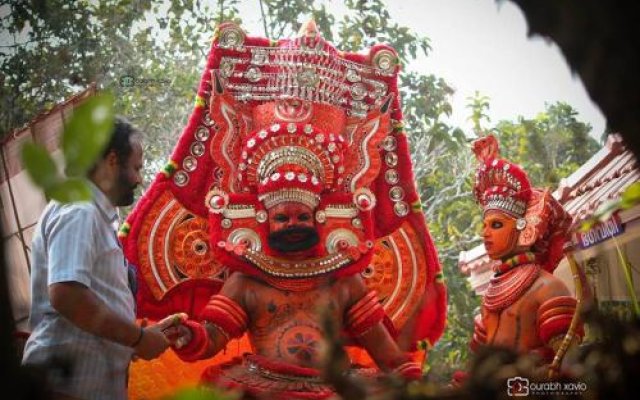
(388, 0, 606, 137)
(236, 0, 606, 138)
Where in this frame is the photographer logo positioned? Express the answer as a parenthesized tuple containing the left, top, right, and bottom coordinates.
(507, 377, 529, 396)
(507, 377, 587, 396)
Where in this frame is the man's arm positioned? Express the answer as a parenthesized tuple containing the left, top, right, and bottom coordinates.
(49, 281, 170, 360)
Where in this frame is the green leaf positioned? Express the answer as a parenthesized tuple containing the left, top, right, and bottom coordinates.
(167, 386, 239, 400)
(594, 198, 621, 223)
(21, 142, 60, 190)
(45, 178, 92, 203)
(621, 182, 640, 208)
(62, 92, 115, 177)
(579, 218, 598, 232)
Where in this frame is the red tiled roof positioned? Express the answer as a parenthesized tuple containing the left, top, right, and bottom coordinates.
(0, 85, 96, 183)
(458, 246, 498, 275)
(1, 83, 96, 146)
(557, 135, 639, 223)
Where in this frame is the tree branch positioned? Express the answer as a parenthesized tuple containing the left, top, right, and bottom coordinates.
(258, 0, 270, 37)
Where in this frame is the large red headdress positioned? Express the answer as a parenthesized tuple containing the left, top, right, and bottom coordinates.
(472, 135, 572, 272)
(120, 21, 447, 347)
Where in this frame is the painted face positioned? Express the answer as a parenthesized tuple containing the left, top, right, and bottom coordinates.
(267, 202, 319, 256)
(114, 138, 143, 207)
(482, 210, 519, 260)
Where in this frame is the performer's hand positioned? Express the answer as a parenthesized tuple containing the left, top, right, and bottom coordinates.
(163, 318, 193, 349)
(133, 313, 186, 360)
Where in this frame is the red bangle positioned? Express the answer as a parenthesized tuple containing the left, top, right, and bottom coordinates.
(346, 290, 385, 337)
(393, 361, 422, 381)
(173, 320, 210, 362)
(198, 295, 248, 339)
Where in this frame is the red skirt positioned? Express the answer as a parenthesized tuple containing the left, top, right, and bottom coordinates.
(201, 354, 380, 400)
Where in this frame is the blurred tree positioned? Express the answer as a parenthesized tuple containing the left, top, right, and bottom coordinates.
(0, 0, 230, 184)
(494, 101, 599, 187)
(466, 90, 491, 136)
(405, 77, 479, 382)
(0, 0, 150, 135)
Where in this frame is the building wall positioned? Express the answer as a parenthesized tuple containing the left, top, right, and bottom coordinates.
(1, 101, 77, 332)
(575, 214, 640, 319)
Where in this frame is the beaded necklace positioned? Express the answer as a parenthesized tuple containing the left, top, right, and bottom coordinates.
(484, 252, 540, 312)
(492, 251, 537, 274)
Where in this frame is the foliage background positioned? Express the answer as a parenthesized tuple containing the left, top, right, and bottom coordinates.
(0, 0, 600, 381)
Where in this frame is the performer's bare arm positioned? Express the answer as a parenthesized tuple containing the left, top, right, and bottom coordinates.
(166, 272, 248, 357)
(341, 275, 412, 372)
(360, 324, 413, 372)
(533, 273, 578, 357)
(202, 272, 247, 357)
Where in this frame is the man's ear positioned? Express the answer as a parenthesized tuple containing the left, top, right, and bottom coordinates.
(105, 150, 119, 168)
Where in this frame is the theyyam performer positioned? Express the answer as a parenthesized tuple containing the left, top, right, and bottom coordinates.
(467, 135, 583, 374)
(120, 20, 446, 398)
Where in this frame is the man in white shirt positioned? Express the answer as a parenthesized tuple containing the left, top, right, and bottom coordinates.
(23, 117, 177, 400)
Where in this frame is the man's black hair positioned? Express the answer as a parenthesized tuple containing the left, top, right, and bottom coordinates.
(88, 116, 141, 175)
(103, 116, 142, 164)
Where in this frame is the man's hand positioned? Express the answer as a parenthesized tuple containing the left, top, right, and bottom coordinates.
(162, 314, 193, 349)
(133, 313, 187, 360)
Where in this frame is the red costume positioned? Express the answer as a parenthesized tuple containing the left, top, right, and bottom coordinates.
(120, 21, 446, 398)
(469, 135, 583, 366)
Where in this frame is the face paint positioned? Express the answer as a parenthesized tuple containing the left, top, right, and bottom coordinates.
(482, 210, 519, 260)
(267, 202, 318, 255)
(268, 226, 320, 252)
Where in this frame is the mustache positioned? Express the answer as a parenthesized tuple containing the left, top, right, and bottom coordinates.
(268, 226, 320, 253)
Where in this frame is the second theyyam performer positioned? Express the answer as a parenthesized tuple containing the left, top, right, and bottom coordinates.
(120, 21, 446, 398)
(468, 135, 583, 372)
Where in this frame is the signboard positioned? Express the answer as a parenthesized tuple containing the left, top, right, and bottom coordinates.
(574, 214, 625, 249)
